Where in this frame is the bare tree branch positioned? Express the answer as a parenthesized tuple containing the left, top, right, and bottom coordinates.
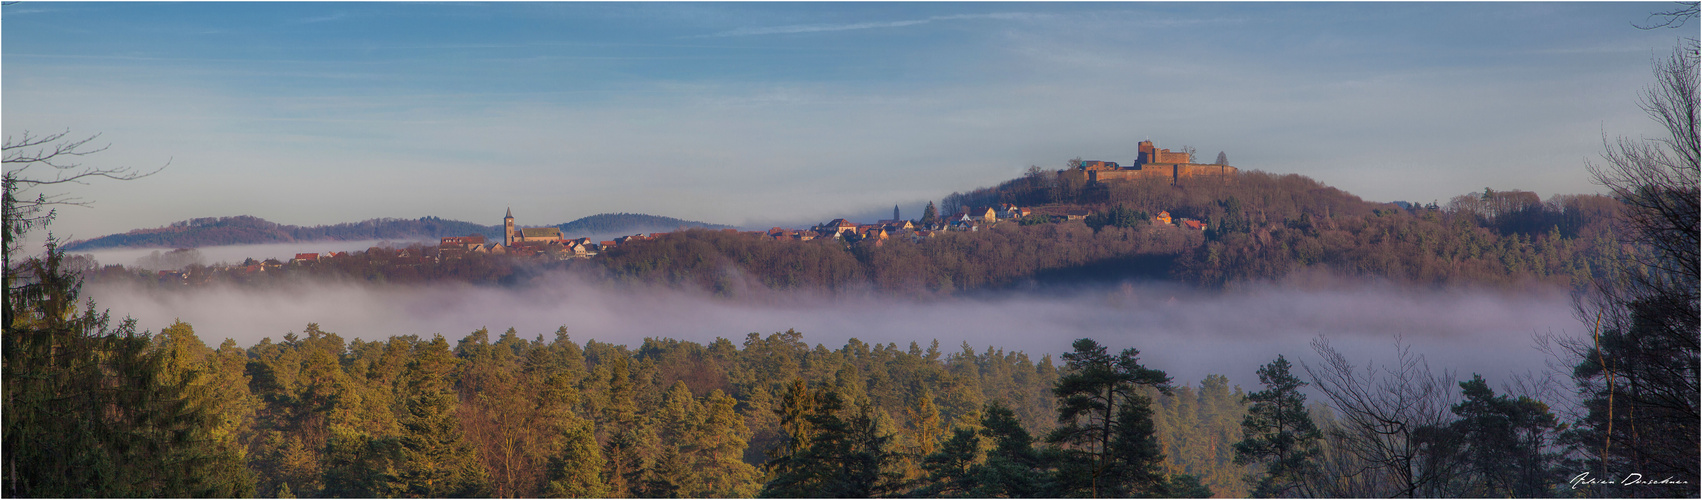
(4, 130, 168, 266)
(1632, 2, 1699, 29)
(1570, 34, 1701, 496)
(3, 130, 167, 214)
(1304, 335, 1460, 497)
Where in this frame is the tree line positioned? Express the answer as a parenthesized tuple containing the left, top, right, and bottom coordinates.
(11, 272, 1666, 498)
(81, 176, 1626, 299)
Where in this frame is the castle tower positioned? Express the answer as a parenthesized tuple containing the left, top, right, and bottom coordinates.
(503, 208, 515, 247)
(1137, 140, 1156, 165)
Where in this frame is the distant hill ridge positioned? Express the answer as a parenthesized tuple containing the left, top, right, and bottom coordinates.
(63, 213, 730, 251)
(552, 213, 734, 237)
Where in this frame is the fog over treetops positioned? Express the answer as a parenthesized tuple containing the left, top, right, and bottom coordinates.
(84, 271, 1576, 392)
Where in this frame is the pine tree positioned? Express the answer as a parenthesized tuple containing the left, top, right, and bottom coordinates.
(907, 388, 944, 457)
(543, 420, 609, 498)
(153, 321, 260, 496)
(386, 335, 489, 497)
(647, 381, 700, 497)
(596, 356, 655, 497)
(1234, 355, 1321, 498)
(529, 328, 596, 497)
(1046, 338, 1174, 498)
(3, 221, 251, 497)
(774, 379, 815, 459)
(762, 388, 905, 498)
(916, 426, 980, 497)
(686, 389, 761, 497)
(973, 402, 1051, 497)
(1444, 375, 1559, 497)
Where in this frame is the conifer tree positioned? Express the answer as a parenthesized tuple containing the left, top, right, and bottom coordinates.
(1046, 338, 1174, 498)
(1443, 375, 1559, 497)
(527, 328, 594, 496)
(386, 335, 489, 497)
(597, 356, 657, 497)
(762, 388, 905, 498)
(543, 420, 609, 498)
(153, 321, 260, 496)
(3, 199, 251, 498)
(1234, 355, 1321, 498)
(907, 388, 944, 457)
(973, 402, 1051, 498)
(646, 381, 700, 497)
(775, 379, 815, 458)
(686, 389, 761, 497)
(916, 426, 980, 497)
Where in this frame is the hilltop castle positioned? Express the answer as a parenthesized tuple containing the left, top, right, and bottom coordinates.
(1078, 140, 1237, 184)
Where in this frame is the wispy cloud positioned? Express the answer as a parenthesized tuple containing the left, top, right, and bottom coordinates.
(705, 12, 1048, 38)
(294, 11, 350, 24)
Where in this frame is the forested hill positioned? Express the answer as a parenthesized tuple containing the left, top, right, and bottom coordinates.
(598, 170, 1628, 293)
(553, 212, 734, 236)
(60, 216, 496, 251)
(63, 213, 730, 250)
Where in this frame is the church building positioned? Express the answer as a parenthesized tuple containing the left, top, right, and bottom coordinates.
(503, 208, 565, 246)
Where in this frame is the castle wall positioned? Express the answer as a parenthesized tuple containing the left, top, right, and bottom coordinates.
(1088, 163, 1239, 184)
(1080, 160, 1121, 171)
(1173, 163, 1238, 179)
(1152, 150, 1191, 164)
(1089, 168, 1171, 183)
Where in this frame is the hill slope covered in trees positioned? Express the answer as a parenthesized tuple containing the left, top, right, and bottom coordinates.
(78, 171, 1629, 295)
(63, 213, 729, 251)
(600, 170, 1625, 293)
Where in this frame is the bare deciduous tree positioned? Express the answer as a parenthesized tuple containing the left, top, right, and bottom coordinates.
(3, 130, 166, 255)
(1565, 28, 1700, 496)
(1303, 336, 1459, 498)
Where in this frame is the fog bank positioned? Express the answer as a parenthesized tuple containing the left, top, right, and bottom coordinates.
(83, 273, 1581, 391)
(72, 239, 434, 270)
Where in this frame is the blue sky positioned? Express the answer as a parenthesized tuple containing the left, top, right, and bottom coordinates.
(3, 2, 1687, 244)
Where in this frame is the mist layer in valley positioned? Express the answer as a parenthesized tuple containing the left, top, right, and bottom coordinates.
(84, 271, 1582, 393)
(72, 239, 435, 270)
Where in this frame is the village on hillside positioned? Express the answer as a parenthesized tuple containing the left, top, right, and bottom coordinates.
(419, 139, 1227, 260)
(145, 139, 1230, 284)
(416, 201, 1208, 263)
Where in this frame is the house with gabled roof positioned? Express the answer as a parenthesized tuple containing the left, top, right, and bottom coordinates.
(814, 218, 859, 239)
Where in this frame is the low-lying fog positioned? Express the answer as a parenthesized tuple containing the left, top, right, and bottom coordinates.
(84, 272, 1584, 396)
(73, 239, 435, 270)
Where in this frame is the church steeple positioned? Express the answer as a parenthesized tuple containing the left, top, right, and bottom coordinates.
(503, 208, 515, 246)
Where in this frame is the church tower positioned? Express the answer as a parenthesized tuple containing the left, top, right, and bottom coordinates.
(503, 208, 515, 246)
